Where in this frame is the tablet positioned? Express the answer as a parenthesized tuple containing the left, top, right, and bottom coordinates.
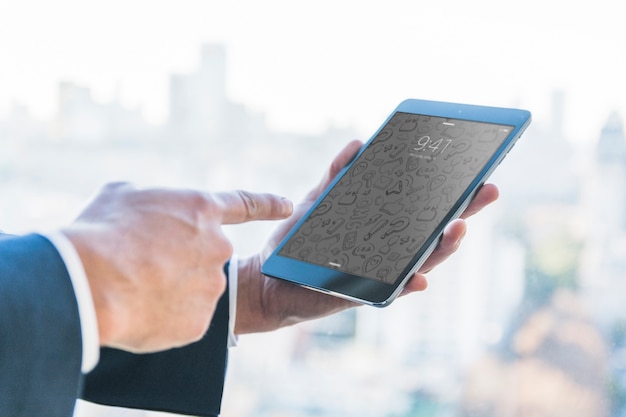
(262, 99, 531, 306)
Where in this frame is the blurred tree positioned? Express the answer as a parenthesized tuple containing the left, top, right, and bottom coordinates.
(461, 290, 610, 417)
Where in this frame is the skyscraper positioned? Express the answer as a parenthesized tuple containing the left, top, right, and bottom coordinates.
(169, 44, 228, 141)
(582, 111, 626, 325)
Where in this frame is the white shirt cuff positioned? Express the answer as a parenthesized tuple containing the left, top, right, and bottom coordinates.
(227, 255, 238, 348)
(41, 231, 100, 373)
(42, 231, 235, 374)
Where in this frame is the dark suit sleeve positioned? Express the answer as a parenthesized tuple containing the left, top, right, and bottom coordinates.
(81, 266, 230, 417)
(0, 234, 83, 417)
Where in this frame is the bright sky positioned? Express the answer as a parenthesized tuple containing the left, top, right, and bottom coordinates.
(0, 0, 624, 143)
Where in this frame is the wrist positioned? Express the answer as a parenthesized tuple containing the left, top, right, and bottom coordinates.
(62, 228, 127, 349)
(234, 256, 264, 334)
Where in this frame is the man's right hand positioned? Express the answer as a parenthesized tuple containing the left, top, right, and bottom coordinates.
(62, 182, 292, 353)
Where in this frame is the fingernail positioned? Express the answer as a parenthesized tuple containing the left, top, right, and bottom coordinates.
(455, 231, 466, 250)
(281, 198, 294, 216)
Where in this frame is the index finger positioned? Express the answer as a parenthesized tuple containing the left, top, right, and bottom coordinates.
(216, 190, 293, 224)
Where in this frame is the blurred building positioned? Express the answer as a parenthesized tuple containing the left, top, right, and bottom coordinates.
(56, 81, 149, 143)
(581, 112, 626, 327)
(168, 43, 269, 151)
(169, 44, 228, 141)
(4, 41, 626, 416)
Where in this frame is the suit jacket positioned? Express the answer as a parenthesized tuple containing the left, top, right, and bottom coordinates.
(0, 234, 83, 417)
(0, 233, 229, 417)
(81, 279, 229, 417)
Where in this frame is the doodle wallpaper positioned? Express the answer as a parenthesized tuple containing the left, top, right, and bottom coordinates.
(280, 112, 512, 283)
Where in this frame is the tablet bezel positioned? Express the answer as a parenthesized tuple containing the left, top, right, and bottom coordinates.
(261, 98, 531, 306)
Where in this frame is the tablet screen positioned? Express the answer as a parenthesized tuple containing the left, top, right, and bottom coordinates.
(278, 112, 513, 283)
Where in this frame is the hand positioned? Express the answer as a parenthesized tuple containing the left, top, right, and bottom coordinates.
(235, 140, 499, 334)
(62, 182, 292, 353)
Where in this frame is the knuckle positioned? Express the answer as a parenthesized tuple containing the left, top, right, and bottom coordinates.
(214, 238, 234, 262)
(235, 190, 258, 219)
(187, 272, 228, 342)
(211, 272, 228, 296)
(200, 235, 232, 272)
(191, 191, 217, 212)
(104, 181, 129, 188)
(186, 192, 222, 223)
(189, 318, 211, 342)
(102, 181, 132, 193)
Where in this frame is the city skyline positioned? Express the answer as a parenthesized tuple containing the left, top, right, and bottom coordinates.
(2, 48, 626, 417)
(1, 50, 622, 153)
(1, 0, 624, 144)
(3, 5, 626, 412)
